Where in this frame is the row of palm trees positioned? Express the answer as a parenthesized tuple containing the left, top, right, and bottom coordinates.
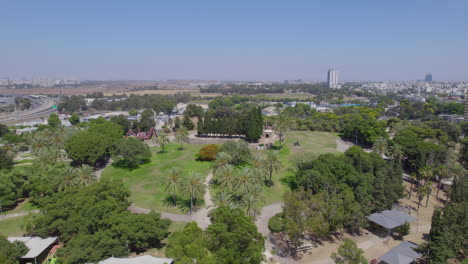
(164, 168, 206, 214)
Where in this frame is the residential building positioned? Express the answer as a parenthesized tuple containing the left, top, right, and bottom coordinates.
(327, 69, 339, 88)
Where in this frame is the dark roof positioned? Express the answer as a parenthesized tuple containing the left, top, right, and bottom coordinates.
(380, 241, 421, 264)
(367, 210, 416, 229)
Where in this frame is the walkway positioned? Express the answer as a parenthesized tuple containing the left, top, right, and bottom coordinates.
(0, 210, 40, 220)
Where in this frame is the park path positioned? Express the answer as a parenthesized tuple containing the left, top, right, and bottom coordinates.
(0, 210, 40, 221)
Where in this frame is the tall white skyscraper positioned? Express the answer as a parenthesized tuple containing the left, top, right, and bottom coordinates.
(327, 69, 339, 88)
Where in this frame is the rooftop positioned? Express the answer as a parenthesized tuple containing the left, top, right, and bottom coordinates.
(98, 255, 173, 264)
(367, 210, 416, 230)
(379, 241, 421, 264)
(8, 236, 58, 259)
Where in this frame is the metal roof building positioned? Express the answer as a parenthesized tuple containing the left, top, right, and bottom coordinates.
(8, 236, 58, 264)
(379, 241, 421, 264)
(367, 210, 416, 230)
(98, 255, 173, 264)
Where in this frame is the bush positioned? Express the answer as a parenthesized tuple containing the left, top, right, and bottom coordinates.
(218, 141, 251, 165)
(196, 144, 219, 161)
(268, 213, 284, 233)
(395, 221, 410, 238)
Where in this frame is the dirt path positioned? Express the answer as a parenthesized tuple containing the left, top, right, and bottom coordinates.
(335, 138, 354, 152)
(0, 210, 40, 220)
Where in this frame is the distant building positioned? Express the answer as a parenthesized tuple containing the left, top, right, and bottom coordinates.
(425, 74, 433, 82)
(99, 255, 173, 264)
(465, 92, 468, 121)
(327, 69, 339, 88)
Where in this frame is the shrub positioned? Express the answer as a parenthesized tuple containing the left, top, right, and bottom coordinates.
(196, 144, 219, 161)
(395, 221, 410, 238)
(268, 213, 284, 233)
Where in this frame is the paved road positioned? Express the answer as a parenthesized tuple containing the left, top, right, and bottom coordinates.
(0, 210, 40, 220)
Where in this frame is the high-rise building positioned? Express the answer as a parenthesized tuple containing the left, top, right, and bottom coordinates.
(425, 74, 433, 82)
(327, 69, 338, 88)
(465, 91, 468, 121)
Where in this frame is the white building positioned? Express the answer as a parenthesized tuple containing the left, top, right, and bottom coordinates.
(327, 69, 339, 89)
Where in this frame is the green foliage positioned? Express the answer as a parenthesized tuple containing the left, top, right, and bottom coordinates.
(128, 109, 138, 116)
(218, 141, 252, 166)
(182, 115, 195, 130)
(0, 148, 14, 171)
(185, 104, 204, 117)
(0, 124, 10, 137)
(111, 138, 151, 168)
(66, 131, 111, 166)
(137, 109, 156, 131)
(331, 239, 368, 264)
(110, 114, 133, 133)
(268, 213, 284, 233)
(395, 222, 410, 237)
(206, 206, 265, 264)
(196, 144, 219, 161)
(339, 114, 387, 146)
(29, 180, 171, 264)
(47, 113, 62, 127)
(68, 113, 80, 125)
(166, 222, 215, 264)
(88, 121, 124, 141)
(0, 235, 28, 264)
(58, 95, 87, 112)
(460, 138, 468, 169)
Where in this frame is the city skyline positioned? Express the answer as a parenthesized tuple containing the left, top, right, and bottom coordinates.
(1, 1, 467, 81)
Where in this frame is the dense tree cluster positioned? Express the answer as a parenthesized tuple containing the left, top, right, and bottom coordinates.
(198, 106, 264, 141)
(111, 137, 151, 168)
(58, 95, 87, 113)
(14, 97, 32, 110)
(166, 207, 265, 264)
(281, 147, 404, 246)
(0, 235, 28, 264)
(396, 98, 464, 120)
(28, 180, 171, 264)
(419, 173, 467, 263)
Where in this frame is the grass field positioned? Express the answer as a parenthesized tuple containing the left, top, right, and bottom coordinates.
(101, 143, 211, 214)
(0, 216, 27, 236)
(259, 131, 340, 204)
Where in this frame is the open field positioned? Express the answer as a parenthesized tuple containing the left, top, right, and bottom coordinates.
(0, 216, 27, 236)
(101, 143, 212, 214)
(105, 89, 221, 98)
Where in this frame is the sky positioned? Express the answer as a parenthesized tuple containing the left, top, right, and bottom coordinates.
(1, 0, 467, 81)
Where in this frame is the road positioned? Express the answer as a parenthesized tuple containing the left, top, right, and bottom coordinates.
(0, 96, 56, 125)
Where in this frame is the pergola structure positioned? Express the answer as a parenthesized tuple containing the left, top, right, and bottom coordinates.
(367, 210, 416, 236)
(8, 236, 58, 264)
(378, 241, 421, 264)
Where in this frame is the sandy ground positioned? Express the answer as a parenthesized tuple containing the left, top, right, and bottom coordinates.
(297, 182, 445, 264)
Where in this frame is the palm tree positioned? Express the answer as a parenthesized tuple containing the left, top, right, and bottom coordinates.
(264, 150, 282, 186)
(165, 167, 183, 207)
(417, 186, 428, 211)
(240, 193, 263, 219)
(389, 144, 404, 162)
(180, 172, 206, 214)
(214, 191, 233, 207)
(212, 152, 232, 173)
(215, 164, 236, 191)
(156, 132, 170, 152)
(76, 165, 96, 186)
(408, 173, 417, 198)
(234, 167, 256, 196)
(372, 137, 388, 158)
(419, 166, 433, 187)
(58, 167, 78, 191)
(273, 112, 290, 147)
(175, 125, 189, 150)
(425, 182, 433, 207)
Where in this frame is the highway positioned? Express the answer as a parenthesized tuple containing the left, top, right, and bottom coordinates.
(0, 96, 57, 125)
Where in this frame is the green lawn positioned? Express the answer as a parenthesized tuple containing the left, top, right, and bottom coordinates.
(101, 143, 211, 214)
(0, 216, 27, 236)
(259, 131, 340, 204)
(15, 159, 35, 165)
(0, 199, 38, 216)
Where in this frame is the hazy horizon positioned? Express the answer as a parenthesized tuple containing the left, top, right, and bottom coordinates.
(1, 1, 467, 82)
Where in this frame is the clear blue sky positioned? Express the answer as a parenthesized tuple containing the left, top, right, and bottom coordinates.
(1, 0, 467, 81)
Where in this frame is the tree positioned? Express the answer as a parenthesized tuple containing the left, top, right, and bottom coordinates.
(395, 222, 410, 238)
(156, 132, 170, 152)
(218, 141, 252, 166)
(110, 115, 132, 133)
(212, 152, 232, 173)
(264, 150, 282, 186)
(76, 165, 96, 186)
(196, 144, 219, 161)
(57, 167, 78, 191)
(0, 124, 10, 137)
(138, 109, 155, 131)
(184, 104, 204, 117)
(274, 112, 291, 147)
(166, 222, 215, 264)
(88, 121, 124, 142)
(206, 207, 265, 264)
(182, 115, 195, 130)
(128, 109, 138, 116)
(68, 113, 80, 126)
(234, 167, 256, 196)
(47, 113, 61, 127)
(0, 148, 14, 171)
(66, 131, 111, 166)
(0, 235, 28, 264)
(175, 125, 189, 150)
(388, 144, 404, 162)
(111, 138, 151, 168)
(372, 137, 388, 157)
(165, 167, 183, 207)
(29, 180, 171, 264)
(417, 186, 428, 211)
(215, 164, 236, 191)
(181, 172, 206, 214)
(331, 239, 368, 264)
